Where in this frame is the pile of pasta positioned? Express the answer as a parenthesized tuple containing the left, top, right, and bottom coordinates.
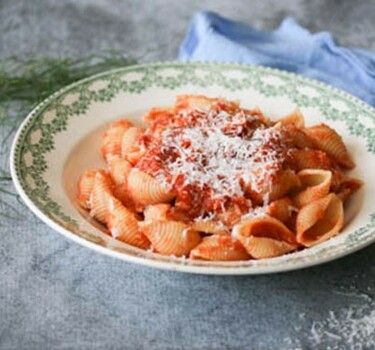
(77, 95, 362, 261)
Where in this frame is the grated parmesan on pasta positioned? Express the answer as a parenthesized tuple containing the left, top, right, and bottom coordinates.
(139, 101, 288, 219)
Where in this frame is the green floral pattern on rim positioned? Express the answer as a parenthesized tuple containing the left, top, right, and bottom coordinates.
(11, 62, 375, 273)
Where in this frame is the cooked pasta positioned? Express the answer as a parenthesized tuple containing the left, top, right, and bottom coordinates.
(107, 197, 150, 249)
(139, 220, 201, 256)
(278, 107, 305, 128)
(190, 235, 250, 261)
(127, 168, 175, 208)
(121, 126, 145, 162)
(101, 120, 132, 161)
(107, 156, 135, 209)
(296, 193, 344, 247)
(88, 171, 114, 223)
(266, 197, 294, 224)
(239, 236, 297, 259)
(292, 169, 332, 208)
(305, 124, 355, 169)
(191, 220, 230, 236)
(77, 169, 106, 209)
(77, 95, 362, 260)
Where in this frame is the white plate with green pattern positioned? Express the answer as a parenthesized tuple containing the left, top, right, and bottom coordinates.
(10, 62, 375, 274)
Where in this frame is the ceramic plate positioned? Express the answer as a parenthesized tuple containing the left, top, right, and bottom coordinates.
(10, 62, 375, 274)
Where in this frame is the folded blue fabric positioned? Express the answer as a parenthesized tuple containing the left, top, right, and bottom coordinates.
(179, 11, 375, 106)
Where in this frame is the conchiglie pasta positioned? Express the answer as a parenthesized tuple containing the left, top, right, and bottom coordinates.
(77, 169, 106, 209)
(76, 96, 361, 261)
(290, 149, 333, 171)
(144, 204, 172, 222)
(144, 204, 190, 223)
(244, 107, 273, 126)
(121, 126, 144, 159)
(306, 123, 355, 169)
(101, 120, 132, 161)
(191, 220, 230, 235)
(175, 94, 239, 114)
(267, 197, 294, 224)
(106, 197, 150, 249)
(190, 235, 250, 261)
(216, 204, 243, 227)
(143, 107, 175, 125)
(126, 150, 145, 165)
(269, 170, 301, 202)
(239, 236, 297, 259)
(234, 216, 297, 245)
(89, 171, 114, 223)
(175, 95, 219, 111)
(140, 220, 201, 256)
(107, 156, 132, 186)
(331, 168, 346, 192)
(279, 107, 305, 128)
(248, 170, 301, 204)
(293, 169, 332, 208)
(127, 169, 175, 207)
(336, 177, 363, 202)
(107, 157, 135, 209)
(284, 124, 314, 149)
(296, 193, 344, 247)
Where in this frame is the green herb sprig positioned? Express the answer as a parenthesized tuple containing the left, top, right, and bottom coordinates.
(0, 52, 136, 220)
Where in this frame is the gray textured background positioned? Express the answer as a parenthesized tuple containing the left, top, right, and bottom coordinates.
(1, 1, 375, 349)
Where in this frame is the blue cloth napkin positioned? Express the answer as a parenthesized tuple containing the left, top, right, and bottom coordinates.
(179, 11, 375, 106)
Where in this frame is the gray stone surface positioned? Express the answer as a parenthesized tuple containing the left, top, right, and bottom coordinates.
(0, 1, 374, 349)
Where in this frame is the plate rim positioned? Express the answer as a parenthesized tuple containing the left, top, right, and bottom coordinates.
(10, 61, 375, 275)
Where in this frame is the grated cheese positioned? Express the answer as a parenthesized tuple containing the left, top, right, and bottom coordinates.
(158, 104, 286, 204)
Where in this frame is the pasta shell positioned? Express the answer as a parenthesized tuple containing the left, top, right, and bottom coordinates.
(267, 197, 294, 223)
(101, 119, 132, 161)
(243, 107, 273, 126)
(191, 220, 230, 235)
(268, 170, 301, 202)
(108, 156, 132, 186)
(126, 150, 145, 165)
(331, 168, 346, 192)
(306, 123, 355, 169)
(293, 169, 332, 208)
(143, 204, 190, 223)
(175, 95, 218, 111)
(217, 204, 243, 226)
(284, 125, 314, 149)
(107, 157, 135, 209)
(106, 197, 150, 249)
(290, 149, 333, 171)
(77, 169, 106, 209)
(89, 171, 114, 223)
(140, 220, 201, 256)
(336, 177, 363, 202)
(112, 184, 136, 211)
(121, 126, 144, 158)
(296, 193, 344, 247)
(239, 236, 297, 259)
(190, 235, 250, 261)
(248, 170, 300, 204)
(144, 204, 172, 222)
(128, 169, 175, 207)
(175, 95, 239, 114)
(279, 107, 305, 128)
(167, 207, 191, 222)
(143, 107, 174, 125)
(234, 216, 297, 245)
